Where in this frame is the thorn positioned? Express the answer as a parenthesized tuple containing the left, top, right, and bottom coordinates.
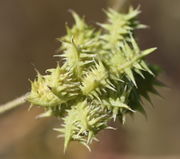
(35, 110, 52, 119)
(28, 104, 33, 111)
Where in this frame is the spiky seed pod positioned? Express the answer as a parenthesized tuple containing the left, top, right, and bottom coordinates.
(27, 8, 162, 151)
(97, 7, 147, 65)
(59, 11, 99, 49)
(28, 73, 62, 107)
(60, 39, 99, 78)
(28, 65, 81, 118)
(107, 36, 156, 86)
(55, 100, 109, 151)
(80, 62, 114, 99)
(28, 65, 80, 107)
(99, 7, 145, 48)
(45, 65, 80, 101)
(101, 96, 135, 120)
(57, 11, 102, 77)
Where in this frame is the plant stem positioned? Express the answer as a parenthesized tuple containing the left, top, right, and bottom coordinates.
(109, 0, 126, 10)
(0, 92, 30, 114)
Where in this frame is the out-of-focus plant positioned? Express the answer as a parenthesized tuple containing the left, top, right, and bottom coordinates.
(0, 7, 162, 152)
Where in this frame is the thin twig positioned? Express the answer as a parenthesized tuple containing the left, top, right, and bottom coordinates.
(108, 0, 127, 11)
(0, 92, 30, 114)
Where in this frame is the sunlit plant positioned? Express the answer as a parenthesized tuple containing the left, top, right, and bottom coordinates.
(0, 7, 162, 152)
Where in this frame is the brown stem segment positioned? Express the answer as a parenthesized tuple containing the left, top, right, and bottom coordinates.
(0, 92, 30, 114)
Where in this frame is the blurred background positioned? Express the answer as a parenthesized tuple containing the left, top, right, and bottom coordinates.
(0, 0, 179, 158)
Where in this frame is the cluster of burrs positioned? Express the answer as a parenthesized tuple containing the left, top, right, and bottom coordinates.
(28, 7, 161, 151)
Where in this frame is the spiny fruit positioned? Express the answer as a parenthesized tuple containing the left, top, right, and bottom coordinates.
(28, 7, 162, 151)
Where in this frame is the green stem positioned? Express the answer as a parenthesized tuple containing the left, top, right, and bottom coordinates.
(0, 92, 30, 114)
